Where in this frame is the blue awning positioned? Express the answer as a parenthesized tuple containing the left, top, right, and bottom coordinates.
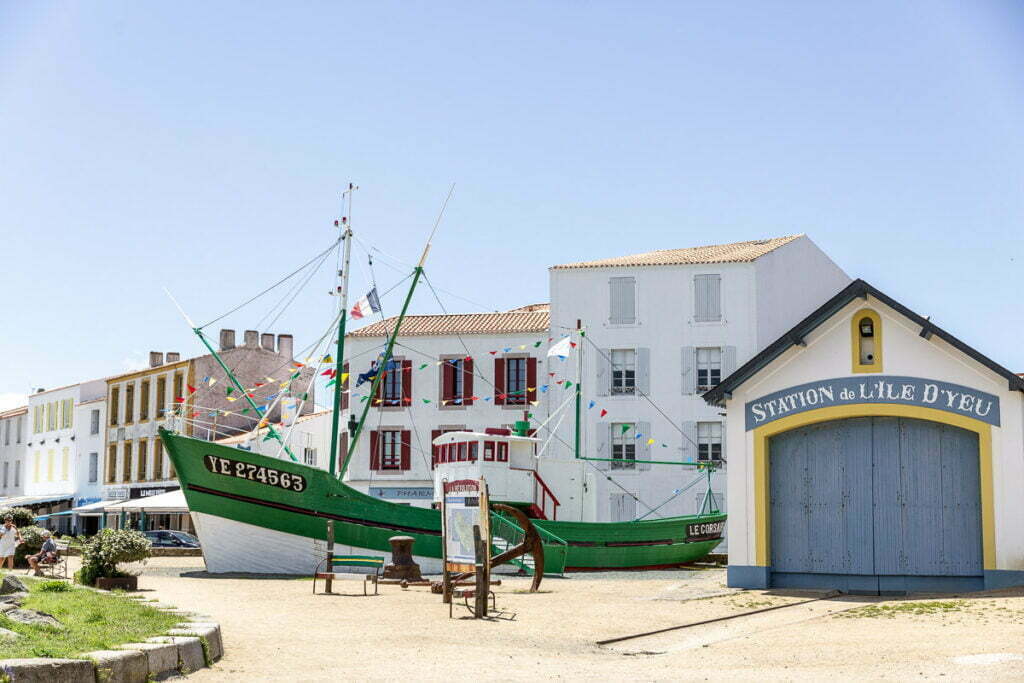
(34, 510, 74, 520)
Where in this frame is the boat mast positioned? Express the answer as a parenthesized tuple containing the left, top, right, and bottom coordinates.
(574, 319, 583, 460)
(337, 183, 454, 481)
(328, 184, 356, 478)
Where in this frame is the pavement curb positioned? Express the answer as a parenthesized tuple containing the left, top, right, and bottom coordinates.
(0, 591, 223, 682)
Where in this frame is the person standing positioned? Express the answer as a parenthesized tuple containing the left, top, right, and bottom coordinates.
(0, 517, 23, 570)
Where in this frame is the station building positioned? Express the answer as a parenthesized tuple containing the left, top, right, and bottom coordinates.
(704, 279, 1024, 594)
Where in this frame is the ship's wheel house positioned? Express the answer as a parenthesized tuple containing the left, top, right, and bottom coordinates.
(704, 280, 1024, 594)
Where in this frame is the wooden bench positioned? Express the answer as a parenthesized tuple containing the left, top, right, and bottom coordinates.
(313, 555, 385, 596)
(33, 541, 69, 580)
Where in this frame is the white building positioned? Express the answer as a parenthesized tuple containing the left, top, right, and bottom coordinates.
(0, 406, 27, 500)
(333, 236, 850, 534)
(23, 379, 107, 533)
(706, 279, 1024, 593)
(547, 235, 850, 525)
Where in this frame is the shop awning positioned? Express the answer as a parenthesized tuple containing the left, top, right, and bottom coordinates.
(71, 500, 122, 516)
(104, 490, 188, 514)
(0, 494, 75, 509)
(34, 510, 74, 521)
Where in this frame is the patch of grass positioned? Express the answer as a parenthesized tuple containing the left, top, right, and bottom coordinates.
(835, 600, 968, 619)
(0, 578, 181, 660)
(35, 580, 71, 593)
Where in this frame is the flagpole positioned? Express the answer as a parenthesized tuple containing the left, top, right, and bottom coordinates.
(329, 185, 355, 479)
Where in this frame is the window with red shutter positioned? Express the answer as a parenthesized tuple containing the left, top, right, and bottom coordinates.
(431, 429, 441, 469)
(341, 362, 350, 410)
(401, 360, 412, 406)
(441, 362, 455, 403)
(369, 431, 380, 470)
(379, 430, 402, 470)
(400, 430, 411, 470)
(494, 358, 505, 405)
(527, 357, 538, 404)
(338, 432, 349, 473)
(463, 357, 474, 405)
(505, 358, 527, 405)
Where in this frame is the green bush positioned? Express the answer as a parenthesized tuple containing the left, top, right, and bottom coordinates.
(74, 529, 152, 587)
(0, 507, 35, 528)
(36, 580, 70, 593)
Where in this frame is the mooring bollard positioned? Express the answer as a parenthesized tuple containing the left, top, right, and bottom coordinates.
(384, 535, 422, 581)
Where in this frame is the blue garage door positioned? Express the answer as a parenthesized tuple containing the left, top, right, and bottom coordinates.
(769, 416, 982, 594)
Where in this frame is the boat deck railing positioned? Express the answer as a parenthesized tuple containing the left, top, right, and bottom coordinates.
(490, 510, 568, 576)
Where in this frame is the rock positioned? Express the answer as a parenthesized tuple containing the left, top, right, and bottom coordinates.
(0, 591, 29, 606)
(0, 626, 20, 640)
(167, 635, 206, 673)
(0, 575, 28, 595)
(81, 649, 148, 683)
(0, 658, 94, 682)
(6, 609, 64, 630)
(169, 623, 223, 661)
(114, 642, 179, 677)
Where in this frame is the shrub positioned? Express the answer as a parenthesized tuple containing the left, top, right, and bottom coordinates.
(0, 507, 35, 529)
(36, 580, 70, 593)
(74, 529, 152, 587)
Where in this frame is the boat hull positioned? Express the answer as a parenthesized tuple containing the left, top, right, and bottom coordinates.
(161, 429, 725, 574)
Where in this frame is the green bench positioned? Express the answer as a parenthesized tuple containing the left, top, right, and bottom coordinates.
(313, 554, 385, 596)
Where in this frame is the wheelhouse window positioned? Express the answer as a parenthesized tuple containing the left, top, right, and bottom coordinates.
(611, 423, 636, 470)
(303, 447, 318, 467)
(611, 349, 636, 395)
(697, 422, 723, 462)
(696, 348, 722, 391)
(505, 358, 527, 405)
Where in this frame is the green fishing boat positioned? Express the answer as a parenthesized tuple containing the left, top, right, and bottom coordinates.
(160, 187, 725, 574)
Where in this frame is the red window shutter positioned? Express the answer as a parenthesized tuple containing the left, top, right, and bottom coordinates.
(441, 362, 454, 402)
(369, 431, 380, 470)
(527, 357, 538, 404)
(463, 358, 474, 405)
(431, 429, 441, 469)
(341, 362, 350, 410)
(401, 430, 411, 470)
(402, 360, 412, 406)
(494, 358, 505, 405)
(338, 432, 348, 472)
(374, 370, 383, 406)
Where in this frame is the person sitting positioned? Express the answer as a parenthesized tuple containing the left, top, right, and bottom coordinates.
(27, 530, 58, 577)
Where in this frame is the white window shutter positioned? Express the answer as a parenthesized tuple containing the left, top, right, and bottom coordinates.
(594, 423, 610, 470)
(681, 347, 695, 394)
(720, 420, 727, 465)
(596, 348, 612, 397)
(637, 420, 651, 471)
(723, 345, 738, 379)
(609, 277, 636, 324)
(682, 420, 698, 459)
(635, 348, 650, 395)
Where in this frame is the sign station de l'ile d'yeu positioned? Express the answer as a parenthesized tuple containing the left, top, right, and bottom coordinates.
(745, 375, 1001, 431)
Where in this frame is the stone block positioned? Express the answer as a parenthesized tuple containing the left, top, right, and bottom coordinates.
(169, 635, 206, 673)
(0, 658, 94, 682)
(82, 649, 147, 683)
(115, 642, 179, 677)
(169, 623, 222, 661)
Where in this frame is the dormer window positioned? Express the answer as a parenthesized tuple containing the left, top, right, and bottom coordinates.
(852, 309, 883, 373)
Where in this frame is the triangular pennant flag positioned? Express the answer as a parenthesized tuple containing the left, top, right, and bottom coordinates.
(470, 396, 479, 401)
(290, 371, 300, 379)
(588, 400, 596, 409)
(519, 345, 525, 350)
(620, 424, 631, 434)
(503, 347, 511, 353)
(340, 373, 348, 383)
(548, 372, 556, 377)
(489, 351, 497, 355)
(635, 433, 643, 439)
(191, 411, 200, 418)
(265, 377, 276, 383)
(326, 379, 336, 387)
(564, 381, 573, 388)
(187, 384, 196, 394)
(530, 401, 539, 406)
(422, 398, 431, 404)
(533, 341, 542, 347)
(647, 438, 655, 445)
(301, 393, 309, 401)
(226, 387, 234, 395)
(419, 363, 429, 370)
(242, 407, 251, 414)
(254, 382, 265, 388)
(226, 397, 237, 402)
(600, 409, 608, 417)
(322, 355, 333, 363)
(321, 369, 334, 377)
(279, 381, 289, 389)
(540, 385, 549, 392)
(174, 397, 185, 403)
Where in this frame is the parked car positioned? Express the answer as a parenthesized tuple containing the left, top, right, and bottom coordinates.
(144, 530, 201, 548)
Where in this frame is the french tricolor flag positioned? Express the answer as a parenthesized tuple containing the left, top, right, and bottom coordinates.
(350, 287, 381, 320)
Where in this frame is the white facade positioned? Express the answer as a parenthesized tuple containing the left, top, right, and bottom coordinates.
(0, 407, 27, 499)
(74, 396, 107, 507)
(547, 235, 849, 526)
(716, 285, 1024, 590)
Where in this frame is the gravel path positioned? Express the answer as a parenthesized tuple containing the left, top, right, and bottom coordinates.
(119, 557, 1024, 681)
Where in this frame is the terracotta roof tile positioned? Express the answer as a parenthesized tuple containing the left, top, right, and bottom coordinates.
(551, 235, 803, 270)
(0, 406, 27, 419)
(349, 306, 550, 338)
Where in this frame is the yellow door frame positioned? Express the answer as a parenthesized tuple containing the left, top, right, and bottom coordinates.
(752, 403, 994, 570)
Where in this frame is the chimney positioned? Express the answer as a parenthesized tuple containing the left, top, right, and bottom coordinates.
(260, 333, 275, 352)
(244, 330, 259, 348)
(219, 329, 236, 351)
(166, 352, 181, 363)
(149, 352, 164, 368)
(277, 334, 294, 359)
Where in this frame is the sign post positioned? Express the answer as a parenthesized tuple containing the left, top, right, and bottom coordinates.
(441, 477, 491, 618)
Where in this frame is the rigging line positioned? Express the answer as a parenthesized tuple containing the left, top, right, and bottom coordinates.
(633, 472, 709, 521)
(266, 243, 334, 331)
(255, 245, 333, 331)
(425, 182, 455, 251)
(197, 236, 343, 329)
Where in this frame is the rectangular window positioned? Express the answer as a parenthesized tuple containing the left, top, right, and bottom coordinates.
(16, 416, 21, 443)
(124, 383, 135, 424)
(441, 359, 464, 403)
(110, 387, 120, 426)
(2, 462, 7, 488)
(696, 348, 723, 391)
(33, 453, 40, 483)
(46, 450, 54, 481)
(697, 422, 723, 462)
(173, 373, 184, 406)
(505, 358, 527, 405)
(153, 440, 164, 480)
(611, 349, 636, 395)
(611, 423, 636, 470)
(61, 447, 69, 481)
(380, 430, 402, 470)
(137, 440, 148, 481)
(122, 442, 132, 482)
(62, 398, 73, 429)
(694, 274, 722, 322)
(140, 380, 150, 421)
(303, 447, 318, 467)
(89, 452, 99, 483)
(46, 402, 55, 431)
(3, 420, 8, 446)
(15, 460, 21, 487)
(381, 365, 403, 406)
(107, 445, 117, 484)
(156, 376, 167, 417)
(609, 276, 636, 325)
(90, 409, 99, 435)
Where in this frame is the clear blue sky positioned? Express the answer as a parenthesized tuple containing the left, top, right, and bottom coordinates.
(2, 1, 1022, 410)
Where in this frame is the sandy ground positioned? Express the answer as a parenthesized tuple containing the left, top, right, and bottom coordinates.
(88, 557, 1024, 681)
